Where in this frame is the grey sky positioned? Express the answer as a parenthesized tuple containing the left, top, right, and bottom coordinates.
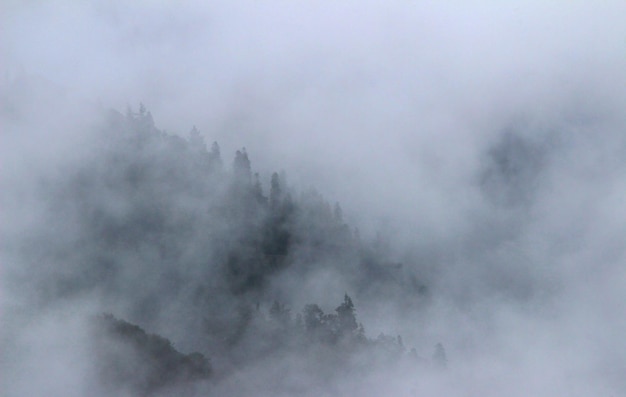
(4, 1, 625, 231)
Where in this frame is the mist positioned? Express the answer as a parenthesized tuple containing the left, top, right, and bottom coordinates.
(2, 1, 626, 396)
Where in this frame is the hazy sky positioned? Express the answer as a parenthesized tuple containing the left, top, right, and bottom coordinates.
(2, 1, 626, 396)
(3, 1, 625, 232)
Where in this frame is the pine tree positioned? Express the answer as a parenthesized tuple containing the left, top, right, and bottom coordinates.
(233, 148, 251, 183)
(188, 126, 207, 152)
(303, 304, 324, 334)
(335, 294, 358, 335)
(253, 173, 266, 204)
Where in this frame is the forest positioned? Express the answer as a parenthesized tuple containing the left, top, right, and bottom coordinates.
(10, 104, 445, 396)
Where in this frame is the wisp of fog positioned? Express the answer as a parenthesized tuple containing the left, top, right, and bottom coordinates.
(1, 1, 625, 396)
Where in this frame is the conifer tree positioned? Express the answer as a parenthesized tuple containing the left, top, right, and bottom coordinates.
(188, 126, 207, 152)
(233, 148, 251, 183)
(336, 294, 358, 335)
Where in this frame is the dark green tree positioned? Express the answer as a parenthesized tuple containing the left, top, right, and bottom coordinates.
(188, 126, 207, 152)
(233, 148, 251, 183)
(303, 304, 324, 334)
(253, 173, 266, 204)
(335, 294, 358, 335)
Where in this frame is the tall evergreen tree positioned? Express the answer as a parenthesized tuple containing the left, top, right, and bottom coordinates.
(188, 126, 207, 152)
(303, 304, 324, 334)
(233, 148, 251, 183)
(336, 294, 358, 335)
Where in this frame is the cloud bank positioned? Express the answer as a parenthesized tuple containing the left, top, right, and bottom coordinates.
(2, 1, 626, 396)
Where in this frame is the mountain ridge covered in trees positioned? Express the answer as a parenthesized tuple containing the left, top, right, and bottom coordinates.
(14, 104, 444, 395)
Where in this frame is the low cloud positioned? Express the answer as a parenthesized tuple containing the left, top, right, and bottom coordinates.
(2, 1, 625, 396)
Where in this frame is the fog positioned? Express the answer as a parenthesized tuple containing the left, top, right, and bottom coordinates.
(2, 1, 626, 396)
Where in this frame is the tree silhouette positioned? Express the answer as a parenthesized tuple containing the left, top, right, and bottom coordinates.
(336, 293, 358, 335)
(233, 148, 251, 183)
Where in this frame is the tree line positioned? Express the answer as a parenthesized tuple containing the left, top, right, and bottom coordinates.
(24, 104, 444, 394)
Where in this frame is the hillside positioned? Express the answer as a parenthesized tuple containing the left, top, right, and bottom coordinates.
(9, 104, 440, 395)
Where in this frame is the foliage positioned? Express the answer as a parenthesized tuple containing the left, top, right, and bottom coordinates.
(21, 104, 443, 393)
(94, 314, 211, 394)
